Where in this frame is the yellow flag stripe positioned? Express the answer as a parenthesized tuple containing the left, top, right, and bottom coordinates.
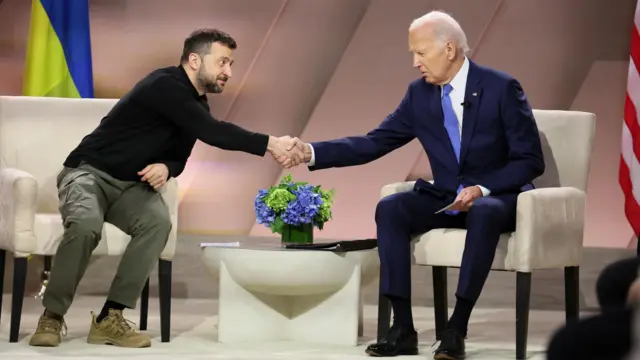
(22, 0, 80, 98)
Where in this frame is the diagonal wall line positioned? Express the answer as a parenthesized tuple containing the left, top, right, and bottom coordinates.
(285, 0, 372, 138)
(221, 0, 289, 120)
(261, 0, 373, 183)
(468, 0, 506, 58)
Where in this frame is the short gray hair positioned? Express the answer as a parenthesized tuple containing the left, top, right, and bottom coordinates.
(409, 11, 470, 55)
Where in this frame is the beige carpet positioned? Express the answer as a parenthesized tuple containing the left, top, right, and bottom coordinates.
(0, 295, 571, 359)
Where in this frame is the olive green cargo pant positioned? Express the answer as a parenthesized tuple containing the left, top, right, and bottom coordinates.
(42, 163, 171, 316)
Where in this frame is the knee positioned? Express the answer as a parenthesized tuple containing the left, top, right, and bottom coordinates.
(136, 209, 172, 240)
(64, 217, 103, 240)
(467, 197, 509, 222)
(375, 193, 405, 225)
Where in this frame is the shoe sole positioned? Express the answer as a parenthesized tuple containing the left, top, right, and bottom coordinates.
(29, 336, 61, 347)
(365, 348, 419, 357)
(434, 354, 466, 360)
(87, 335, 151, 348)
(28, 341, 59, 347)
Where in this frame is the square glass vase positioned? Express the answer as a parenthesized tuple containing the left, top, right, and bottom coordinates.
(281, 223, 314, 245)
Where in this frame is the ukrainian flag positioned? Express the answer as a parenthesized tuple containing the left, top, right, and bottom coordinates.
(22, 0, 93, 98)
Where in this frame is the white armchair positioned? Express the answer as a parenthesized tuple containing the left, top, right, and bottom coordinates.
(376, 110, 595, 359)
(0, 96, 179, 343)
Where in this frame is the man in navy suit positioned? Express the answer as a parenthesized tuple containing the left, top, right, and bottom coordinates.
(280, 10, 544, 359)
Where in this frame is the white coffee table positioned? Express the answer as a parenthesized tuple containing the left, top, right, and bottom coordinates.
(200, 238, 379, 346)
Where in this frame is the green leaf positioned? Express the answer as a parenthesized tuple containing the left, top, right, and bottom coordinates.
(273, 217, 285, 234)
(281, 173, 293, 185)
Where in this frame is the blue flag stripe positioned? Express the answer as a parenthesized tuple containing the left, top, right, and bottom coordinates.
(40, 0, 94, 98)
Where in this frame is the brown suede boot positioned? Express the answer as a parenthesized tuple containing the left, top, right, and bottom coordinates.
(86, 309, 151, 348)
(29, 313, 67, 347)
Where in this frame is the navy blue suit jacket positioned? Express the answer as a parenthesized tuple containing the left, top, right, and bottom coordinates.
(309, 60, 545, 196)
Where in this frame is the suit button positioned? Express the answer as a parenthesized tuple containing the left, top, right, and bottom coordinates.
(456, 176, 464, 180)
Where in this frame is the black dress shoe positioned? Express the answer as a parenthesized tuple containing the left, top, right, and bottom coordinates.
(433, 329, 466, 360)
(365, 325, 418, 357)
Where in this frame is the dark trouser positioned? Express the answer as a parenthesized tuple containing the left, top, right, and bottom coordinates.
(42, 163, 172, 316)
(546, 257, 638, 360)
(375, 186, 517, 308)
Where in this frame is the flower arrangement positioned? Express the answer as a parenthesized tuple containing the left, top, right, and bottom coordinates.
(254, 174, 335, 244)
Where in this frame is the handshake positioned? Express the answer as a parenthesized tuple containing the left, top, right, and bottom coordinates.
(267, 135, 311, 169)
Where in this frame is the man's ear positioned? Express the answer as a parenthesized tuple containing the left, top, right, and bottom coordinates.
(188, 53, 200, 70)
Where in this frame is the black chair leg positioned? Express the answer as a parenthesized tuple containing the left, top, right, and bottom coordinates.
(140, 278, 149, 330)
(10, 257, 28, 343)
(376, 267, 391, 341)
(39, 256, 52, 297)
(43, 256, 52, 272)
(432, 266, 448, 340)
(564, 266, 579, 323)
(41, 255, 52, 284)
(158, 259, 172, 342)
(515, 271, 531, 360)
(0, 250, 6, 325)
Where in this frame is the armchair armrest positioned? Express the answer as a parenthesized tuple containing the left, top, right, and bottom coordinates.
(159, 177, 178, 216)
(380, 181, 416, 199)
(513, 187, 586, 271)
(0, 168, 38, 255)
(158, 177, 179, 260)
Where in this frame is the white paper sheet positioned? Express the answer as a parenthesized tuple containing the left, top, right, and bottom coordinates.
(434, 200, 462, 214)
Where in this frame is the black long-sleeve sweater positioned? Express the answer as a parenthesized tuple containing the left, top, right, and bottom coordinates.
(64, 65, 269, 181)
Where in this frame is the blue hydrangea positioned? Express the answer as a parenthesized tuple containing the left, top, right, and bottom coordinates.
(254, 189, 275, 226)
(281, 184, 324, 226)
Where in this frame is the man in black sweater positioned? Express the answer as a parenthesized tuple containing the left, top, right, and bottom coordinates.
(29, 28, 301, 348)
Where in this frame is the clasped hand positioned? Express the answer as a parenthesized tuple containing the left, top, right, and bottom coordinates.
(267, 136, 310, 168)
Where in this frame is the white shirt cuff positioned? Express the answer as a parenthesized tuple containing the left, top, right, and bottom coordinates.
(476, 185, 491, 196)
(307, 144, 316, 166)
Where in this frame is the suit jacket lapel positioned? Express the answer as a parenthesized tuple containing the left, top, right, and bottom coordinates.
(459, 62, 483, 164)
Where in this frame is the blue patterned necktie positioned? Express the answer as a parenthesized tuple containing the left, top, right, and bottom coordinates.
(442, 84, 463, 215)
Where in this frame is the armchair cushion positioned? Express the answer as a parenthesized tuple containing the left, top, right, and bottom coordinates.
(380, 181, 416, 199)
(34, 178, 179, 258)
(1, 168, 179, 260)
(412, 230, 513, 270)
(34, 214, 132, 256)
(381, 181, 585, 272)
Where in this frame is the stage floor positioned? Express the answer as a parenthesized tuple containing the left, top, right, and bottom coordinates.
(0, 234, 635, 359)
(1, 296, 561, 359)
